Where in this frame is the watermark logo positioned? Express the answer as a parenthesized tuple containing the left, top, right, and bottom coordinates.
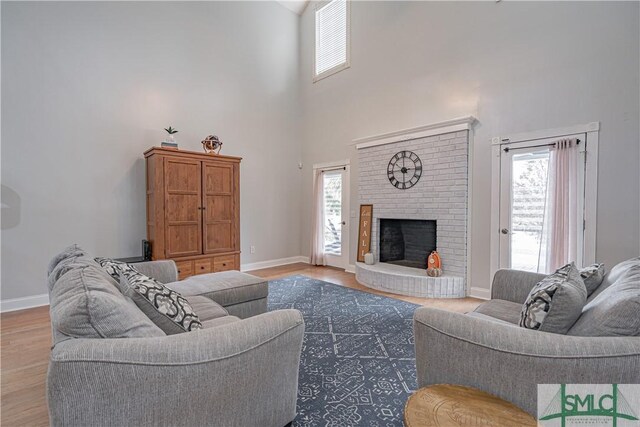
(538, 384, 640, 426)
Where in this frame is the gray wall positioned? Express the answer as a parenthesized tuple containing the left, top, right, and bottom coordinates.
(299, 1, 640, 292)
(2, 1, 639, 303)
(1, 1, 302, 300)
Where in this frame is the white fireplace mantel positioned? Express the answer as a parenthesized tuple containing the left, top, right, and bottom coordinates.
(352, 116, 477, 150)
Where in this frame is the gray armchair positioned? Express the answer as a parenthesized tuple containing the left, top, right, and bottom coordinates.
(413, 269, 640, 416)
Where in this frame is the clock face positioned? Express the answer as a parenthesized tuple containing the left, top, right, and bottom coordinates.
(387, 150, 422, 190)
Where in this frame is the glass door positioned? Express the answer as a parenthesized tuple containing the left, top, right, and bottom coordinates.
(499, 134, 585, 273)
(323, 169, 347, 268)
(500, 146, 551, 272)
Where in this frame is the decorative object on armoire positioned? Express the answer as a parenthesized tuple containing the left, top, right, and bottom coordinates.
(387, 150, 422, 190)
(160, 141, 178, 148)
(364, 252, 375, 265)
(357, 204, 373, 263)
(164, 126, 178, 140)
(426, 250, 442, 276)
(145, 147, 241, 279)
(201, 135, 223, 154)
(161, 126, 179, 148)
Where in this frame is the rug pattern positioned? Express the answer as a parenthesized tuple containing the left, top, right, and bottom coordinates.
(268, 275, 419, 427)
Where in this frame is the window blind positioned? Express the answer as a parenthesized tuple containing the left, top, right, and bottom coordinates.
(315, 0, 348, 77)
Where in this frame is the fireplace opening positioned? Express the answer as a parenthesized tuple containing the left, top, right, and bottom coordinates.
(379, 219, 436, 269)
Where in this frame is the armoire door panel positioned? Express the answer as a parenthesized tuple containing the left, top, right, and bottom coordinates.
(203, 163, 233, 194)
(164, 158, 202, 257)
(205, 223, 233, 252)
(203, 161, 236, 254)
(206, 195, 233, 221)
(165, 160, 200, 192)
(166, 194, 200, 222)
(167, 224, 201, 257)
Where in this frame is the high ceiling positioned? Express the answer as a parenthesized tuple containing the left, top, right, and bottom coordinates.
(276, 0, 310, 15)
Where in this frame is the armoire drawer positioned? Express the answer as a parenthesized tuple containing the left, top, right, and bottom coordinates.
(175, 261, 194, 280)
(213, 255, 236, 272)
(194, 258, 213, 274)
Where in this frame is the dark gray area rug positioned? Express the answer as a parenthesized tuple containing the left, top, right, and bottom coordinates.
(268, 275, 419, 427)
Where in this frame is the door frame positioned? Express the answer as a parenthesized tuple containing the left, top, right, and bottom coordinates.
(313, 159, 351, 271)
(490, 122, 599, 284)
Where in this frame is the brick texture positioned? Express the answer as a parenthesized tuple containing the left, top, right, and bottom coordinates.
(358, 130, 468, 285)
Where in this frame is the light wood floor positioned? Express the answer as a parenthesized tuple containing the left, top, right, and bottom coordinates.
(1, 264, 481, 426)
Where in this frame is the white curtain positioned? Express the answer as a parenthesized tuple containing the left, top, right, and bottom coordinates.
(540, 138, 579, 272)
(310, 169, 327, 266)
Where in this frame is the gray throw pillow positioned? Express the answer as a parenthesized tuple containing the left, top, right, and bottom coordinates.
(568, 262, 640, 337)
(119, 269, 202, 335)
(519, 263, 587, 334)
(580, 263, 606, 296)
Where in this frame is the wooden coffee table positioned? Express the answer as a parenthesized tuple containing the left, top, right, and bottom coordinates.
(404, 384, 536, 427)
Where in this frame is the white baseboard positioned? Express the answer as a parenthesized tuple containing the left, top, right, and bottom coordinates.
(469, 286, 491, 300)
(241, 256, 310, 272)
(1, 293, 50, 313)
(345, 264, 356, 274)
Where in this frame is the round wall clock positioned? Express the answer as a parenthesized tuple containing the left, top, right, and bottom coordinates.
(387, 150, 422, 190)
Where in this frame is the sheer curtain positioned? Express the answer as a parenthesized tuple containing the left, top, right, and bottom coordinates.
(539, 138, 579, 272)
(310, 169, 326, 266)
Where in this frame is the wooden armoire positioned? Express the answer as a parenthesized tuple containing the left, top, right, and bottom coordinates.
(144, 147, 241, 279)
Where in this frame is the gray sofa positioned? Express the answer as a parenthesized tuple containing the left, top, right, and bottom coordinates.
(47, 249, 304, 427)
(414, 258, 640, 416)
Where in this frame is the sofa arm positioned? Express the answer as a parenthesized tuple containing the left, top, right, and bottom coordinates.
(414, 307, 640, 416)
(490, 269, 546, 303)
(133, 260, 178, 283)
(47, 309, 304, 427)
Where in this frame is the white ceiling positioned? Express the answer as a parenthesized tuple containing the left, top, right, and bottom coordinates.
(276, 0, 310, 15)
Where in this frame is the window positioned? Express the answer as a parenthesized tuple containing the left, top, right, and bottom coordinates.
(314, 0, 350, 81)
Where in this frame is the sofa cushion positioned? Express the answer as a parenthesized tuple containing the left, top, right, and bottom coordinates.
(472, 299, 522, 325)
(519, 263, 587, 334)
(119, 269, 203, 335)
(184, 295, 229, 321)
(466, 311, 518, 326)
(201, 316, 241, 329)
(48, 245, 98, 291)
(50, 265, 164, 341)
(165, 271, 268, 307)
(568, 260, 640, 337)
(47, 244, 86, 276)
(580, 263, 606, 296)
(588, 257, 640, 302)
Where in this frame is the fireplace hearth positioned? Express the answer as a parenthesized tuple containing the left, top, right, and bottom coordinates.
(379, 219, 436, 269)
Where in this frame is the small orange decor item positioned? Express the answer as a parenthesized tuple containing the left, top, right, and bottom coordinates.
(427, 251, 442, 277)
(427, 251, 441, 268)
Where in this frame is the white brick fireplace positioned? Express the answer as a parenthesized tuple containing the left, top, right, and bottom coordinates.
(354, 117, 475, 298)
